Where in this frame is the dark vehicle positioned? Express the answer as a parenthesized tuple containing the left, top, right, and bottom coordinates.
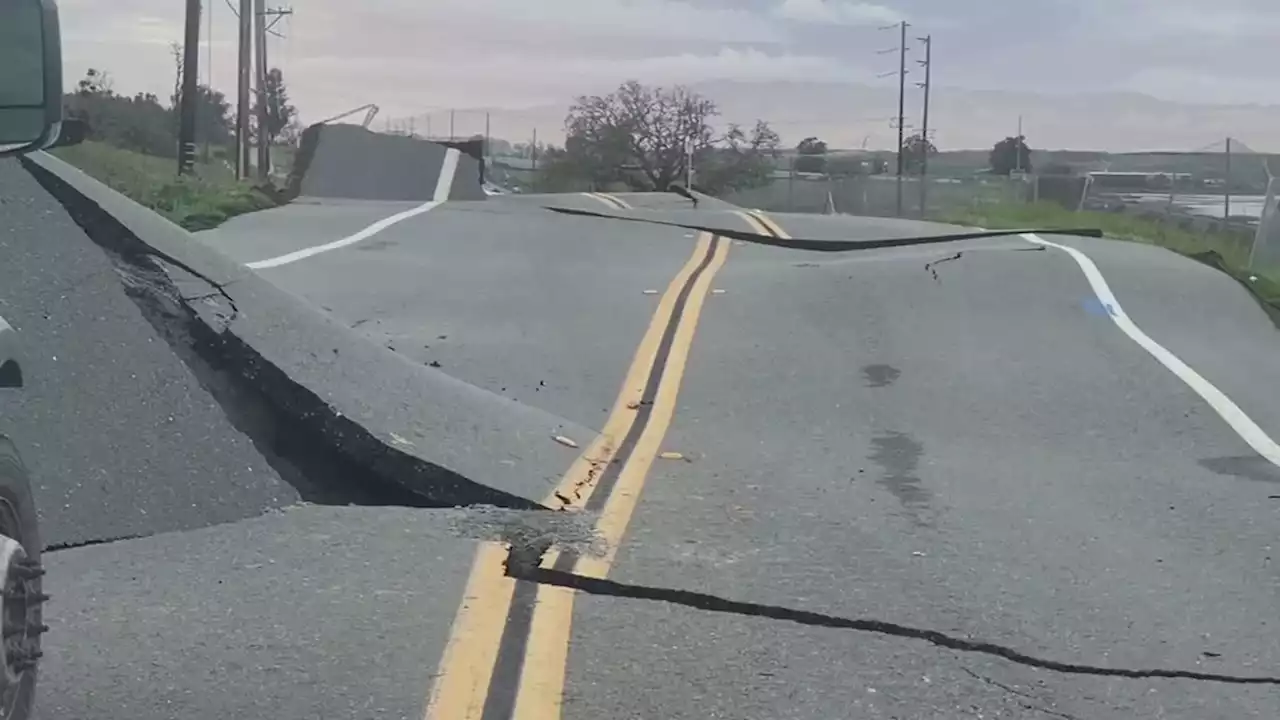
(1, 1, 79, 716)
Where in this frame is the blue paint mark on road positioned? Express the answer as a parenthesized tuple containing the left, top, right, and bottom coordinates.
(1082, 297, 1116, 317)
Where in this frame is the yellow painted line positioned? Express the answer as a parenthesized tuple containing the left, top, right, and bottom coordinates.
(595, 192, 632, 210)
(580, 192, 631, 211)
(421, 542, 517, 720)
(422, 232, 721, 720)
(511, 234, 731, 719)
(734, 209, 773, 236)
(748, 208, 791, 239)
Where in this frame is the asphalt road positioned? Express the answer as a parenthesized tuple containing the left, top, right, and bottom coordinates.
(6, 156, 1280, 718)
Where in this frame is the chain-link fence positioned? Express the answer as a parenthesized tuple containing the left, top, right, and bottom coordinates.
(1074, 139, 1280, 273)
(720, 171, 1033, 220)
(722, 141, 1279, 275)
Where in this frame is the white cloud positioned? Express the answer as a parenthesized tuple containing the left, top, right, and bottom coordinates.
(773, 0, 905, 26)
(297, 48, 858, 111)
(374, 0, 785, 43)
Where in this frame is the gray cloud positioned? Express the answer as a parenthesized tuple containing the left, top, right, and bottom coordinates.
(46, 0, 1280, 149)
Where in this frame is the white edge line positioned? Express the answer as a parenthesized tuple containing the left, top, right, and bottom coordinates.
(433, 148, 461, 202)
(1020, 231, 1280, 466)
(246, 148, 463, 270)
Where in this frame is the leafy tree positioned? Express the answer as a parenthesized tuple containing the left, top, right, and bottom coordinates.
(66, 69, 176, 157)
(548, 80, 778, 194)
(529, 144, 595, 192)
(695, 120, 780, 193)
(254, 68, 297, 144)
(76, 68, 114, 96)
(796, 136, 828, 155)
(989, 135, 1033, 175)
(793, 136, 828, 173)
(173, 83, 234, 147)
(901, 133, 938, 174)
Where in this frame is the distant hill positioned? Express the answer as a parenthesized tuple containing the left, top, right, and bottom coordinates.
(409, 80, 1280, 154)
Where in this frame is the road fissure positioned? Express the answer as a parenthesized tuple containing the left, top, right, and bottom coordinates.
(508, 564, 1280, 686)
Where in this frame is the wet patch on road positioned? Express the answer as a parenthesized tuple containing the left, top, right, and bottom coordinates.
(869, 431, 933, 526)
(1199, 455, 1280, 484)
(862, 364, 901, 388)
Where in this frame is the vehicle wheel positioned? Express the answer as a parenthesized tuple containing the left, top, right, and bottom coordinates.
(0, 438, 43, 720)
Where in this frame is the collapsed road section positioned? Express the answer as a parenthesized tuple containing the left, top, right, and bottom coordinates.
(14, 152, 594, 550)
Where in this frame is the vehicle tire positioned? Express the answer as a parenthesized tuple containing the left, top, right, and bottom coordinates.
(0, 437, 41, 720)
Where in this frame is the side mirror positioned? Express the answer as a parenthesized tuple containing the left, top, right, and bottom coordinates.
(47, 117, 86, 148)
(0, 0, 63, 158)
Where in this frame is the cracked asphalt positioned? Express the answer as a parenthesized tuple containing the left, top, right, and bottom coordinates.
(5, 153, 1280, 718)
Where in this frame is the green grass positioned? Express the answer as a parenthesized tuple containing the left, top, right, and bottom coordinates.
(50, 141, 281, 232)
(937, 200, 1280, 324)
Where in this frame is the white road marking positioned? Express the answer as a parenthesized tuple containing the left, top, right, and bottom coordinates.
(247, 148, 461, 270)
(1021, 232, 1280, 466)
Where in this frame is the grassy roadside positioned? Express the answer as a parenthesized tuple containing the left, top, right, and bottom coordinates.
(50, 141, 282, 232)
(937, 200, 1280, 325)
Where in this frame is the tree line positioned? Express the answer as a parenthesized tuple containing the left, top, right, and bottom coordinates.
(63, 51, 299, 165)
(527, 81, 1047, 196)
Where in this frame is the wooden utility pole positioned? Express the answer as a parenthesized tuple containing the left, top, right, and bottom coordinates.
(917, 34, 932, 217)
(178, 0, 201, 175)
(1224, 136, 1233, 227)
(254, 0, 269, 180)
(203, 0, 212, 162)
(236, 0, 252, 178)
(246, 4, 293, 180)
(894, 21, 909, 217)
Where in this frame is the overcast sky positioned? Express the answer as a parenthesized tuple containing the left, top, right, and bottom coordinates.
(54, 0, 1280, 147)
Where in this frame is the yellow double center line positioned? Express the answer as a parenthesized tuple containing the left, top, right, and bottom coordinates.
(735, 208, 791, 239)
(423, 229, 730, 720)
(584, 192, 631, 211)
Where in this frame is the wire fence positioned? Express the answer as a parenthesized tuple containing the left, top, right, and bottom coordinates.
(1073, 139, 1280, 273)
(719, 172, 1032, 223)
(725, 140, 1280, 274)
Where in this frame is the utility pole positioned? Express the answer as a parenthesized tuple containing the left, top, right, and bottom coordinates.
(687, 141, 693, 188)
(916, 34, 932, 217)
(485, 111, 491, 157)
(531, 127, 538, 170)
(1015, 115, 1023, 173)
(254, 0, 269, 180)
(236, 0, 252, 178)
(1224, 136, 1232, 227)
(203, 0, 212, 163)
(178, 0, 201, 175)
(895, 21, 909, 216)
(877, 21, 910, 217)
(449, 109, 455, 139)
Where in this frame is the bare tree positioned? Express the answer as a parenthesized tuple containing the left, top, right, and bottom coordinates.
(558, 80, 777, 193)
